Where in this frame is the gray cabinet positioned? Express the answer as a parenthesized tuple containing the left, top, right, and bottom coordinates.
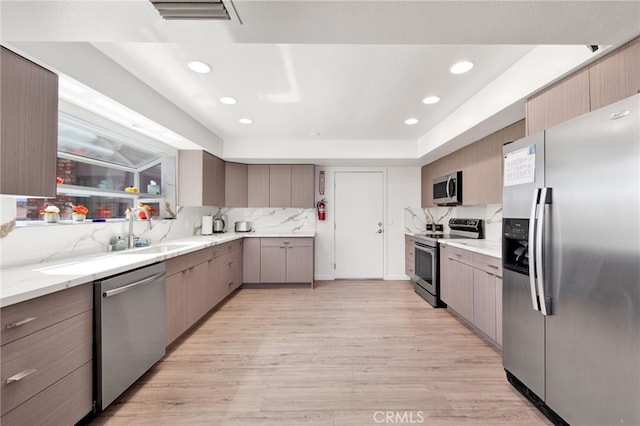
(525, 37, 640, 136)
(225, 162, 248, 207)
(178, 150, 225, 207)
(525, 69, 591, 136)
(440, 244, 503, 347)
(247, 165, 270, 207)
(0, 284, 93, 426)
(1, 47, 58, 197)
(269, 165, 293, 207)
(589, 37, 640, 111)
(441, 244, 475, 321)
(248, 164, 314, 208)
(405, 235, 415, 277)
(243, 238, 261, 284)
(291, 165, 315, 208)
(259, 237, 314, 286)
(165, 241, 242, 346)
(422, 120, 525, 207)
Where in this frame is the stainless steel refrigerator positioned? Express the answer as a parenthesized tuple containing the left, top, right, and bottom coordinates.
(502, 93, 640, 425)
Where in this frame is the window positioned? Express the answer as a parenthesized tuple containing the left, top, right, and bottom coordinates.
(17, 113, 175, 223)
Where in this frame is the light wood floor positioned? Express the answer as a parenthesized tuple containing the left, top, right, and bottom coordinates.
(92, 280, 550, 425)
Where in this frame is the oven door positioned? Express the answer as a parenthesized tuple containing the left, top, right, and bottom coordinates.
(414, 242, 437, 295)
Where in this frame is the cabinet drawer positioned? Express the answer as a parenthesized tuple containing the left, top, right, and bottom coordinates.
(1, 283, 92, 346)
(445, 245, 473, 266)
(473, 252, 503, 277)
(1, 361, 92, 426)
(261, 237, 313, 247)
(166, 247, 212, 276)
(1, 310, 92, 416)
(405, 243, 415, 259)
(212, 239, 242, 259)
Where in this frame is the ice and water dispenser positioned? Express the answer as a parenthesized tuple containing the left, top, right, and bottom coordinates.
(503, 218, 530, 274)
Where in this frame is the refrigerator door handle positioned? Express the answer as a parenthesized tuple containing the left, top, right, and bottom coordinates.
(536, 187, 551, 315)
(529, 188, 540, 311)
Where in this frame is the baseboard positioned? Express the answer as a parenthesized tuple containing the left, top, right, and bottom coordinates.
(314, 275, 334, 281)
(385, 274, 411, 281)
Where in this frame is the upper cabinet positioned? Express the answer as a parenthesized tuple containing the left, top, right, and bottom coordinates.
(1, 47, 58, 197)
(526, 37, 640, 135)
(589, 38, 640, 111)
(525, 69, 591, 136)
(225, 162, 248, 208)
(421, 120, 524, 208)
(247, 164, 270, 207)
(178, 150, 225, 206)
(269, 165, 292, 207)
(290, 165, 315, 208)
(247, 164, 314, 208)
(464, 120, 525, 205)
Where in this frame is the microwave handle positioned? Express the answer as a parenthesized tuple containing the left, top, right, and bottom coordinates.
(446, 175, 452, 199)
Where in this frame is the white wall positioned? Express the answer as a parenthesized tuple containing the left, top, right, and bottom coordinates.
(314, 166, 421, 281)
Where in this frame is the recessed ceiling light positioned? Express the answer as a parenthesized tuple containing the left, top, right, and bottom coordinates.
(187, 61, 212, 74)
(422, 96, 441, 105)
(239, 118, 253, 125)
(309, 132, 320, 136)
(405, 118, 419, 125)
(219, 97, 237, 105)
(449, 61, 474, 75)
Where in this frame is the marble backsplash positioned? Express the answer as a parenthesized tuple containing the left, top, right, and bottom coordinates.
(0, 198, 315, 269)
(404, 204, 502, 241)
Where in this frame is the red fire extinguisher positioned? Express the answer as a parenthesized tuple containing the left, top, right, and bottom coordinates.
(317, 199, 326, 221)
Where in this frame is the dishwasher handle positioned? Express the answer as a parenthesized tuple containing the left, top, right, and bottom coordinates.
(103, 272, 165, 298)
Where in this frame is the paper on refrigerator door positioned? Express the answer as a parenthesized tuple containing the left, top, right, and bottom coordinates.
(504, 145, 536, 187)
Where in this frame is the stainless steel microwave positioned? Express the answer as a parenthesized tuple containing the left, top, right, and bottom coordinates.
(433, 171, 462, 205)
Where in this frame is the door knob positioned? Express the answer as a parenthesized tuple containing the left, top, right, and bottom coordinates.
(377, 229, 383, 234)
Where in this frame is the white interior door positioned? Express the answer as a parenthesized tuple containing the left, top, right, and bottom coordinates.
(334, 171, 384, 279)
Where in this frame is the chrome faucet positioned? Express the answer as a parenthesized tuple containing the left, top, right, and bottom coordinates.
(128, 206, 152, 249)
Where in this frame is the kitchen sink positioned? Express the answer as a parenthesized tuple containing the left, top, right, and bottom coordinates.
(39, 241, 201, 276)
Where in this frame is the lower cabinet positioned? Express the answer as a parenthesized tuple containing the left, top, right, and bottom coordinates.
(165, 239, 243, 346)
(440, 244, 503, 347)
(405, 235, 415, 277)
(260, 238, 314, 286)
(243, 237, 314, 286)
(441, 244, 474, 321)
(0, 284, 93, 426)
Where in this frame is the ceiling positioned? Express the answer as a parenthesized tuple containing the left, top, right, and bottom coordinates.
(2, 1, 640, 165)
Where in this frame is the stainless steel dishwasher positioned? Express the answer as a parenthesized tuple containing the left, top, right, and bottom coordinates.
(94, 262, 166, 411)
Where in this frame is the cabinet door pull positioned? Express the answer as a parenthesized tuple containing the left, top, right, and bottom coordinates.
(6, 368, 37, 384)
(228, 261, 234, 266)
(454, 253, 462, 257)
(228, 282, 234, 287)
(488, 264, 499, 269)
(6, 317, 37, 329)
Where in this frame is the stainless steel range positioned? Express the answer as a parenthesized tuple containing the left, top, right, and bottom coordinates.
(412, 218, 483, 307)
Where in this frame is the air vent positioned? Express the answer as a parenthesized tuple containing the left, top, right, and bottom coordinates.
(150, 0, 230, 20)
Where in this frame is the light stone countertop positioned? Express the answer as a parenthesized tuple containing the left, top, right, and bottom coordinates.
(438, 239, 501, 258)
(0, 231, 315, 308)
(405, 233, 501, 258)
